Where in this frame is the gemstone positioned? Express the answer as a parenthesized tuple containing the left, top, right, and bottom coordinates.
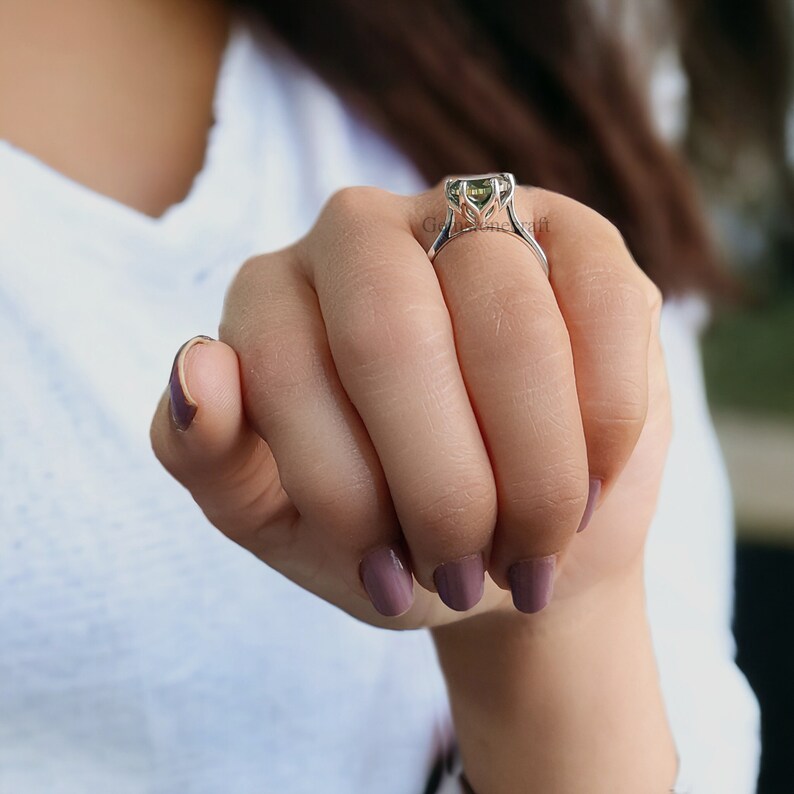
(446, 173, 512, 211)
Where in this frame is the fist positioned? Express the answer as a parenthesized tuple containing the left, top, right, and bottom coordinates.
(151, 183, 670, 629)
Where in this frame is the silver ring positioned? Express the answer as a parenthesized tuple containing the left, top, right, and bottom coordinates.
(426, 172, 549, 277)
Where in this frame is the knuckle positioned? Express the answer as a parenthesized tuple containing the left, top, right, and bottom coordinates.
(573, 269, 650, 326)
(201, 445, 276, 531)
(220, 253, 286, 346)
(588, 389, 648, 432)
(330, 303, 392, 369)
(321, 186, 390, 225)
(584, 393, 648, 457)
(220, 259, 255, 334)
(568, 195, 627, 248)
(236, 253, 266, 282)
(507, 465, 588, 529)
(283, 462, 363, 525)
(572, 202, 627, 250)
(226, 254, 266, 303)
(412, 475, 497, 546)
(309, 187, 399, 271)
(240, 325, 314, 403)
(545, 192, 629, 254)
(279, 457, 386, 544)
(469, 280, 563, 350)
(496, 289, 562, 343)
(334, 294, 445, 372)
(221, 263, 308, 406)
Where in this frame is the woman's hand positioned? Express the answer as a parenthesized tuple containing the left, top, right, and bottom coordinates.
(150, 183, 670, 631)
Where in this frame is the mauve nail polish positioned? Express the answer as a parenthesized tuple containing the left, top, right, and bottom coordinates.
(360, 545, 415, 617)
(434, 554, 485, 612)
(508, 555, 556, 613)
(576, 476, 603, 533)
(168, 336, 212, 431)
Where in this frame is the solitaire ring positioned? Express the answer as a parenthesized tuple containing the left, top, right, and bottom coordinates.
(426, 172, 549, 277)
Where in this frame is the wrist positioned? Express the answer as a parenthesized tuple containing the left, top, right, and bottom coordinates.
(431, 565, 677, 793)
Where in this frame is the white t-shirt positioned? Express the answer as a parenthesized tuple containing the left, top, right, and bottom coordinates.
(0, 20, 760, 794)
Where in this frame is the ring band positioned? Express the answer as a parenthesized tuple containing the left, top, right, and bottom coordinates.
(426, 172, 549, 277)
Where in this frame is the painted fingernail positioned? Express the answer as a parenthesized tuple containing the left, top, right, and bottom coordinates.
(576, 477, 603, 533)
(508, 555, 556, 614)
(434, 553, 485, 612)
(360, 544, 415, 617)
(169, 335, 213, 431)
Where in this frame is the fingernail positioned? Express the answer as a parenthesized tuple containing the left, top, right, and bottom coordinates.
(576, 477, 603, 533)
(360, 544, 415, 617)
(433, 553, 485, 612)
(169, 335, 213, 431)
(508, 555, 556, 614)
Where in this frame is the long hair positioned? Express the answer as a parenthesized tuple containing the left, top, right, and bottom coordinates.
(236, 0, 791, 302)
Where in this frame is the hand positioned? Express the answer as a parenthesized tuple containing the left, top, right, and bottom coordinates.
(150, 183, 670, 631)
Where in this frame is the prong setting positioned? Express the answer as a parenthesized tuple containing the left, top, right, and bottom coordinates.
(429, 172, 549, 276)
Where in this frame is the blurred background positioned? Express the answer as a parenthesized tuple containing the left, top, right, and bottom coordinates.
(699, 83, 794, 791)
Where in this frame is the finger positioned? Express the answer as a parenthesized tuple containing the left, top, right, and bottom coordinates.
(150, 336, 303, 571)
(409, 187, 589, 612)
(221, 253, 417, 617)
(530, 190, 656, 522)
(298, 187, 497, 609)
(415, 188, 655, 520)
(570, 284, 671, 581)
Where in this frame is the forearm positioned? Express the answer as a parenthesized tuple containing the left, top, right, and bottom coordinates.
(431, 566, 677, 794)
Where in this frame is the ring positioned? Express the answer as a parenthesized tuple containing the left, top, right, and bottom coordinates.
(426, 172, 549, 277)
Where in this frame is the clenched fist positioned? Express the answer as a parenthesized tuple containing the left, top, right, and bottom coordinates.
(151, 182, 670, 630)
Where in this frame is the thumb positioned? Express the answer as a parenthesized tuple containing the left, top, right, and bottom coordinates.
(150, 335, 298, 559)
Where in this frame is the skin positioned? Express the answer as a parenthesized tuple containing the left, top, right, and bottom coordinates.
(153, 187, 677, 792)
(0, 0, 228, 217)
(3, 0, 678, 790)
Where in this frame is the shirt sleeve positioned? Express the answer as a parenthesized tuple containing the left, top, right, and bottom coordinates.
(645, 293, 761, 792)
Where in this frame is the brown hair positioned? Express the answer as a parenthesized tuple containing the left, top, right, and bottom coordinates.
(236, 0, 791, 302)
(676, 0, 794, 298)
